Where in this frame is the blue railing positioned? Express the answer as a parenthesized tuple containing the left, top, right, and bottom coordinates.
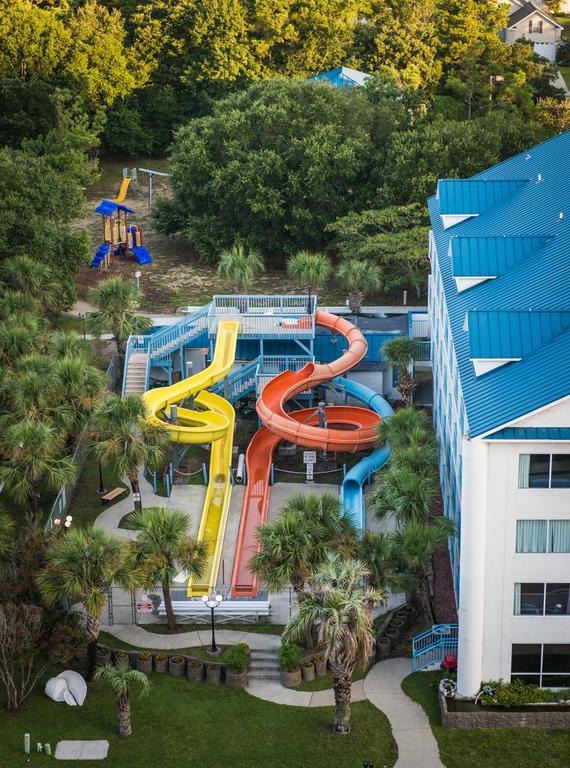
(412, 624, 459, 672)
(210, 359, 259, 403)
(415, 341, 431, 362)
(255, 355, 312, 395)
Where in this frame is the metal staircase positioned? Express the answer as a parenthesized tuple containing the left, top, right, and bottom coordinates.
(411, 624, 459, 672)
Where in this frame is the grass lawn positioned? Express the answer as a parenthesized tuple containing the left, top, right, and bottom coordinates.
(98, 634, 232, 658)
(0, 671, 397, 768)
(67, 460, 128, 529)
(402, 672, 570, 768)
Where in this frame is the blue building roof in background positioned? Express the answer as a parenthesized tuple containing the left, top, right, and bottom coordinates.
(95, 199, 134, 216)
(437, 178, 529, 215)
(428, 131, 570, 438)
(307, 67, 370, 89)
(486, 427, 570, 441)
(451, 236, 553, 278)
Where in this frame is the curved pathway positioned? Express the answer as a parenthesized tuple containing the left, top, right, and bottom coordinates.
(102, 625, 443, 767)
(364, 658, 443, 768)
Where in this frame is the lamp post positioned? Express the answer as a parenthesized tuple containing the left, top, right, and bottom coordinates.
(202, 590, 223, 655)
(96, 461, 107, 496)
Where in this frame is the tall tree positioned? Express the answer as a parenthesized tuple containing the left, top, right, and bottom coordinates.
(376, 406, 434, 451)
(217, 243, 265, 292)
(370, 465, 438, 527)
(90, 395, 170, 513)
(337, 258, 380, 313)
(128, 507, 208, 632)
(94, 664, 149, 737)
(250, 491, 356, 595)
(283, 553, 385, 734)
(382, 336, 419, 405)
(0, 513, 14, 559)
(37, 527, 141, 680)
(87, 277, 151, 362)
(286, 251, 331, 309)
(0, 420, 76, 523)
(434, 0, 507, 72)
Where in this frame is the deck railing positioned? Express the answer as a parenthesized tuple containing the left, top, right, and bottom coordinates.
(411, 624, 459, 672)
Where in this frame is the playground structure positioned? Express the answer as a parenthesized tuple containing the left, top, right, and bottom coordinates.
(91, 177, 153, 269)
(125, 295, 428, 599)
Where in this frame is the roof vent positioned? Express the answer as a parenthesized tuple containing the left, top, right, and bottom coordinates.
(537, 173, 542, 183)
(525, 154, 531, 160)
(560, 212, 564, 220)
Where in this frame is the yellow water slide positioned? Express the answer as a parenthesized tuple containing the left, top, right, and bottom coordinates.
(142, 320, 239, 596)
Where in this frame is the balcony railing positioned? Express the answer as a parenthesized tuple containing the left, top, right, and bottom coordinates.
(412, 624, 459, 672)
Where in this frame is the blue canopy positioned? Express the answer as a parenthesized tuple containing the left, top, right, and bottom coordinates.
(95, 200, 135, 216)
(307, 66, 370, 89)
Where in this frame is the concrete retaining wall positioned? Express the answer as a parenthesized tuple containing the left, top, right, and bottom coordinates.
(439, 690, 570, 729)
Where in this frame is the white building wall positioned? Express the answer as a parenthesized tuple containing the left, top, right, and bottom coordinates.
(460, 431, 570, 690)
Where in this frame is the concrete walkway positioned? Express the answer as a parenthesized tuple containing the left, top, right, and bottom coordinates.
(101, 623, 280, 651)
(247, 678, 367, 708)
(364, 658, 444, 768)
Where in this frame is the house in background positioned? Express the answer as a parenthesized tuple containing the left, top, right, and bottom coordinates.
(501, 1, 564, 61)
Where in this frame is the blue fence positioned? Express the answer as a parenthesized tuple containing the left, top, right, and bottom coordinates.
(411, 624, 459, 672)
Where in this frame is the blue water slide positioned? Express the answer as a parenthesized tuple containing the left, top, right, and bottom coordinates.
(333, 377, 394, 531)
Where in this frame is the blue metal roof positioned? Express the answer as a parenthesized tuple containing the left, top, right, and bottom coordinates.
(451, 236, 553, 277)
(428, 130, 570, 437)
(468, 310, 570, 360)
(307, 67, 370, 89)
(486, 427, 570, 440)
(95, 199, 134, 216)
(437, 179, 529, 215)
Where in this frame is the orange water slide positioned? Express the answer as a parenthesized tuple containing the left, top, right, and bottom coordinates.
(230, 310, 382, 597)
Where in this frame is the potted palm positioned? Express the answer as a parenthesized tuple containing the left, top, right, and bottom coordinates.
(97, 646, 111, 667)
(278, 642, 301, 688)
(206, 662, 221, 686)
(136, 651, 153, 674)
(222, 646, 249, 688)
(301, 659, 315, 682)
(185, 657, 203, 682)
(154, 652, 167, 673)
(313, 655, 327, 677)
(114, 650, 130, 667)
(169, 655, 185, 677)
(376, 635, 391, 658)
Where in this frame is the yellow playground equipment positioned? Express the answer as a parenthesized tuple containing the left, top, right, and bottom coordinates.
(142, 321, 239, 596)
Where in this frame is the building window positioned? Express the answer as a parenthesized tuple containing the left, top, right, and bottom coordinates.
(529, 18, 544, 33)
(514, 583, 544, 615)
(516, 520, 570, 553)
(514, 583, 570, 615)
(512, 644, 570, 687)
(518, 454, 570, 489)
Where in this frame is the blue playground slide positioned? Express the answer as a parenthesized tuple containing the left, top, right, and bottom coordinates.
(130, 246, 152, 265)
(333, 377, 394, 530)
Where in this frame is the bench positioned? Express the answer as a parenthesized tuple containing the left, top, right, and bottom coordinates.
(101, 487, 127, 503)
(157, 600, 271, 624)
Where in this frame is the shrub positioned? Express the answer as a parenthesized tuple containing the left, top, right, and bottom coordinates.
(187, 658, 202, 669)
(236, 642, 250, 654)
(115, 650, 129, 666)
(222, 645, 249, 673)
(481, 679, 550, 708)
(170, 655, 183, 664)
(155, 653, 167, 661)
(277, 642, 301, 672)
(313, 655, 324, 664)
(138, 652, 151, 661)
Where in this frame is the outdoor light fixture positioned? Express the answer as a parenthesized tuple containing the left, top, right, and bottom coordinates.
(64, 515, 72, 529)
(202, 590, 223, 655)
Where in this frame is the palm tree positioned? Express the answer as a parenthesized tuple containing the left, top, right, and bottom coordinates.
(250, 492, 357, 596)
(390, 519, 455, 625)
(0, 313, 43, 368)
(94, 664, 149, 737)
(287, 251, 331, 312)
(358, 531, 412, 594)
(90, 395, 169, 513)
(128, 507, 208, 632)
(337, 258, 381, 314)
(217, 243, 265, 292)
(37, 527, 141, 680)
(391, 444, 439, 478)
(48, 330, 94, 362)
(369, 464, 438, 527)
(376, 406, 433, 451)
(87, 277, 151, 360)
(283, 553, 385, 734)
(0, 420, 76, 523)
(382, 337, 419, 406)
(0, 255, 60, 310)
(0, 512, 15, 559)
(51, 356, 106, 435)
